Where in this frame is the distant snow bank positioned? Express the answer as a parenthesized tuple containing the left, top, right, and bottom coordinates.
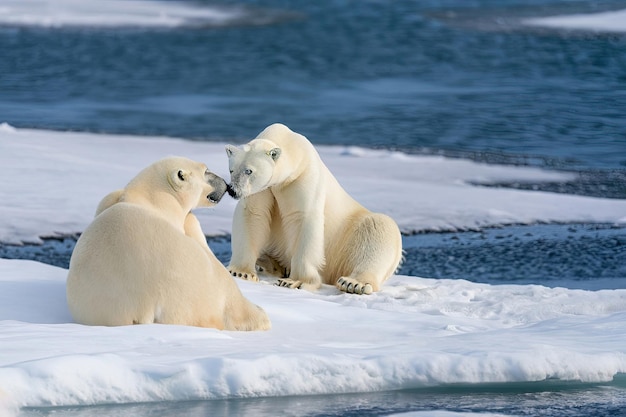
(0, 0, 246, 28)
(524, 8, 626, 33)
(1, 124, 625, 244)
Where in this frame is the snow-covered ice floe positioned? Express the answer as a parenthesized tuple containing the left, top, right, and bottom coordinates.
(0, 258, 625, 409)
(0, 125, 625, 411)
(1, 124, 625, 244)
(523, 8, 626, 33)
(0, 0, 248, 28)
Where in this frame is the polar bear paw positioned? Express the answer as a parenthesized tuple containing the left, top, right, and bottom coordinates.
(229, 269, 259, 282)
(276, 278, 303, 289)
(337, 277, 373, 295)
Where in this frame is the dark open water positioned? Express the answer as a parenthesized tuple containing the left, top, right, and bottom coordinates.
(2, 0, 626, 415)
(17, 375, 626, 417)
(2, 0, 626, 171)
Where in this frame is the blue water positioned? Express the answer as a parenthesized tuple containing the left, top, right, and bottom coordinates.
(17, 376, 626, 417)
(3, 223, 626, 291)
(3, 0, 626, 415)
(2, 0, 626, 172)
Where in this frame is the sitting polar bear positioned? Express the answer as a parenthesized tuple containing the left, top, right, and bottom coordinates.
(66, 157, 271, 331)
(225, 123, 403, 295)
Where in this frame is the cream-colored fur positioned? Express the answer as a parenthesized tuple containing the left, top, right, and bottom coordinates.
(226, 124, 403, 295)
(66, 157, 270, 330)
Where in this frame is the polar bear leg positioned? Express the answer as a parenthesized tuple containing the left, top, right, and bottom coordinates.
(223, 294, 272, 331)
(334, 213, 403, 295)
(257, 254, 289, 277)
(283, 191, 326, 289)
(184, 213, 213, 254)
(228, 189, 275, 282)
(224, 305, 271, 331)
(337, 276, 376, 295)
(95, 189, 124, 216)
(275, 278, 320, 292)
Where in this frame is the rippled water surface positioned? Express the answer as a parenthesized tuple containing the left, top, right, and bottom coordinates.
(2, 0, 626, 172)
(18, 376, 626, 417)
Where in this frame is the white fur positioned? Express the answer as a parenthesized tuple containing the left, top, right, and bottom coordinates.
(66, 157, 270, 330)
(226, 124, 403, 294)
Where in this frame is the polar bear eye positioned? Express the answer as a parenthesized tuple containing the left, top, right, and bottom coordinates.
(244, 168, 253, 176)
(177, 170, 185, 181)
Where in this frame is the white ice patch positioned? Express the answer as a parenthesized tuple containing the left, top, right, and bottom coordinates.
(524, 8, 626, 33)
(0, 0, 246, 28)
(0, 259, 625, 408)
(1, 125, 625, 244)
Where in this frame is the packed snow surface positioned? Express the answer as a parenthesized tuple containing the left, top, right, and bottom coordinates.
(1, 259, 625, 409)
(0, 0, 246, 28)
(2, 124, 625, 245)
(523, 8, 626, 33)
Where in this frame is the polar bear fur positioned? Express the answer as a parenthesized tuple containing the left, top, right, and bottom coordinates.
(66, 157, 270, 331)
(225, 123, 403, 295)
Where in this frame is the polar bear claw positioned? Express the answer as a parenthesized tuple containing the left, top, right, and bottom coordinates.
(337, 277, 373, 295)
(277, 278, 303, 289)
(229, 269, 258, 282)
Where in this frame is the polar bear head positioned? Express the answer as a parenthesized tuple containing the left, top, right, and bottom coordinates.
(225, 140, 282, 199)
(127, 157, 228, 210)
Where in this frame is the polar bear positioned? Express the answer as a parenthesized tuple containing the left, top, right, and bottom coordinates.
(66, 157, 271, 331)
(225, 123, 403, 295)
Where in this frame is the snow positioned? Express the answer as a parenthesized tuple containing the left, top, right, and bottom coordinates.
(2, 124, 625, 244)
(0, 0, 245, 28)
(523, 8, 626, 33)
(0, 125, 625, 412)
(1, 260, 625, 411)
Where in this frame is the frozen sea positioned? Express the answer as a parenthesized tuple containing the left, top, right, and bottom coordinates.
(1, 1, 626, 416)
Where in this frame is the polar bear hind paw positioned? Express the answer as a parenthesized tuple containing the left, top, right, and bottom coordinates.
(229, 269, 259, 282)
(337, 277, 373, 295)
(276, 278, 302, 289)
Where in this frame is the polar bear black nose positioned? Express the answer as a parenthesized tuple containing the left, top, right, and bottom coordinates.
(226, 184, 237, 198)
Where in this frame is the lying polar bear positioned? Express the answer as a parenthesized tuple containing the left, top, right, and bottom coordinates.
(66, 157, 270, 331)
(225, 123, 403, 295)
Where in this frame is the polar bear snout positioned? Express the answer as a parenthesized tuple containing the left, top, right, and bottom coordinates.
(208, 189, 225, 204)
(206, 174, 228, 204)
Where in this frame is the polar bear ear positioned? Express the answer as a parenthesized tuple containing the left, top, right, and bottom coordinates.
(267, 147, 281, 162)
(168, 168, 189, 190)
(225, 144, 240, 158)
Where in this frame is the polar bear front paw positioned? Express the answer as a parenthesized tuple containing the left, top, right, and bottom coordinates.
(229, 269, 259, 282)
(337, 277, 373, 295)
(276, 278, 303, 289)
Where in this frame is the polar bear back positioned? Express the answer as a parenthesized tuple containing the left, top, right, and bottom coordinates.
(67, 203, 226, 328)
